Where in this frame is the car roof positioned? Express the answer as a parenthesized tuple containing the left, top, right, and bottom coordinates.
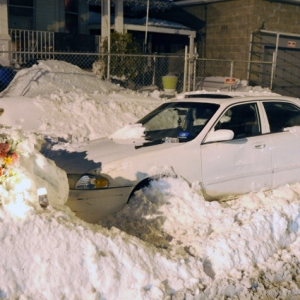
(171, 92, 300, 106)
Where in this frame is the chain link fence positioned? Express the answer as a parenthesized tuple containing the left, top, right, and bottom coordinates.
(187, 59, 273, 92)
(99, 53, 186, 91)
(0, 50, 273, 94)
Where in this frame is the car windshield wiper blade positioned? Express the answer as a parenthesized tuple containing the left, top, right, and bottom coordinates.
(135, 136, 182, 149)
(135, 139, 165, 149)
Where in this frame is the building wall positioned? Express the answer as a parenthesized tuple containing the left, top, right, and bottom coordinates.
(78, 0, 89, 34)
(8, 0, 34, 30)
(253, 1, 300, 34)
(35, 0, 65, 32)
(204, 0, 254, 60)
(199, 0, 300, 61)
(7, 0, 300, 57)
(8, 0, 88, 33)
(47, 0, 89, 34)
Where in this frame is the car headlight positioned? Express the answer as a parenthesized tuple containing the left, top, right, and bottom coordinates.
(75, 174, 109, 190)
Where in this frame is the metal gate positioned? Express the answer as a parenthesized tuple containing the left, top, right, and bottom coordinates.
(250, 30, 300, 97)
(9, 29, 54, 66)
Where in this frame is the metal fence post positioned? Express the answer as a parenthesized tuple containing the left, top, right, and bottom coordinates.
(193, 47, 198, 91)
(229, 60, 234, 91)
(187, 50, 191, 92)
(183, 46, 188, 93)
(152, 54, 156, 85)
(230, 60, 234, 78)
(270, 52, 276, 90)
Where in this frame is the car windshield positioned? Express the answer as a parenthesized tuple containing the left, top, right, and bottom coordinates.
(137, 102, 219, 143)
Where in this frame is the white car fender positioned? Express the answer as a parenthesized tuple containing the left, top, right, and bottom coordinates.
(93, 139, 202, 187)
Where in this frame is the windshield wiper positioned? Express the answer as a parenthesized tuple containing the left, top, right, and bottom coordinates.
(135, 139, 165, 149)
(135, 136, 181, 149)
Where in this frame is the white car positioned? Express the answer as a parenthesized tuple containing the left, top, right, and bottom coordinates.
(64, 93, 300, 223)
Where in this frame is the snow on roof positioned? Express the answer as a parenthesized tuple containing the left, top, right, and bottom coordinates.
(125, 16, 192, 29)
(89, 11, 192, 30)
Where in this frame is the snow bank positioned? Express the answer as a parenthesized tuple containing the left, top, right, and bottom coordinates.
(0, 60, 163, 144)
(0, 60, 125, 98)
(1, 60, 300, 299)
(0, 128, 68, 213)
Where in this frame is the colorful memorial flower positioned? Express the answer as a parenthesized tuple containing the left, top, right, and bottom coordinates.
(0, 138, 20, 184)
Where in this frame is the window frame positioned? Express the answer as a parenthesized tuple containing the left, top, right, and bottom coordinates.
(263, 101, 300, 133)
(214, 102, 261, 139)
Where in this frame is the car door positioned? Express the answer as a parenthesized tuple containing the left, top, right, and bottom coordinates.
(262, 101, 300, 188)
(200, 102, 273, 200)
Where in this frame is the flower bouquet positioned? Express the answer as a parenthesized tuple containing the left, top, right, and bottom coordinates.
(0, 137, 20, 184)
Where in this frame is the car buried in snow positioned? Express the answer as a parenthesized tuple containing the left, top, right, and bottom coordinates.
(64, 93, 300, 223)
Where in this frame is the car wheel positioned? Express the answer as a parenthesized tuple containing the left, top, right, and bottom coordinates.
(126, 178, 152, 203)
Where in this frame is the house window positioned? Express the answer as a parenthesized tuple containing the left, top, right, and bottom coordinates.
(65, 0, 78, 13)
(8, 0, 34, 30)
(65, 0, 78, 33)
(9, 0, 33, 6)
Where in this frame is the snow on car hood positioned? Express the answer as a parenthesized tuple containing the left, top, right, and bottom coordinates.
(86, 136, 180, 168)
(46, 135, 182, 175)
(86, 137, 144, 164)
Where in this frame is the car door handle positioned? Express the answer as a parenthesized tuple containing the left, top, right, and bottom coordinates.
(253, 143, 265, 149)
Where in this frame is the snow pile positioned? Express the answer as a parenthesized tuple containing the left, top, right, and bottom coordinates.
(0, 131, 210, 300)
(0, 128, 68, 211)
(0, 60, 125, 98)
(1, 60, 300, 299)
(0, 60, 163, 143)
(0, 198, 209, 299)
(100, 177, 300, 276)
(109, 123, 146, 139)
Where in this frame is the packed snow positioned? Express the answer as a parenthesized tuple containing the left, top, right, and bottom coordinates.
(1, 60, 300, 299)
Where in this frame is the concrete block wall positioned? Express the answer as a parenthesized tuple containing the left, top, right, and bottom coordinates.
(253, 1, 300, 34)
(204, 0, 254, 61)
(203, 0, 300, 62)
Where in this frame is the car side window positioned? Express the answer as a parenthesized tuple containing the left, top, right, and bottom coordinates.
(215, 103, 260, 139)
(263, 102, 300, 133)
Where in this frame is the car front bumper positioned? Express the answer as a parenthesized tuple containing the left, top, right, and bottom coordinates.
(66, 185, 134, 223)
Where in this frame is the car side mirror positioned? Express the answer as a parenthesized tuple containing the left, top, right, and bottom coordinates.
(204, 129, 234, 143)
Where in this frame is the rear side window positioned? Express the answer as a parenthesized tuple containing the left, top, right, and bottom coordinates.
(215, 103, 260, 139)
(263, 102, 300, 133)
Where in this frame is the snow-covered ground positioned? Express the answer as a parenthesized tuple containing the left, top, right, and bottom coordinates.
(1, 60, 300, 299)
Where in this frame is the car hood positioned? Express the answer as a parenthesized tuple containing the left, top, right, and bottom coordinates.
(47, 137, 182, 174)
(86, 137, 145, 164)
